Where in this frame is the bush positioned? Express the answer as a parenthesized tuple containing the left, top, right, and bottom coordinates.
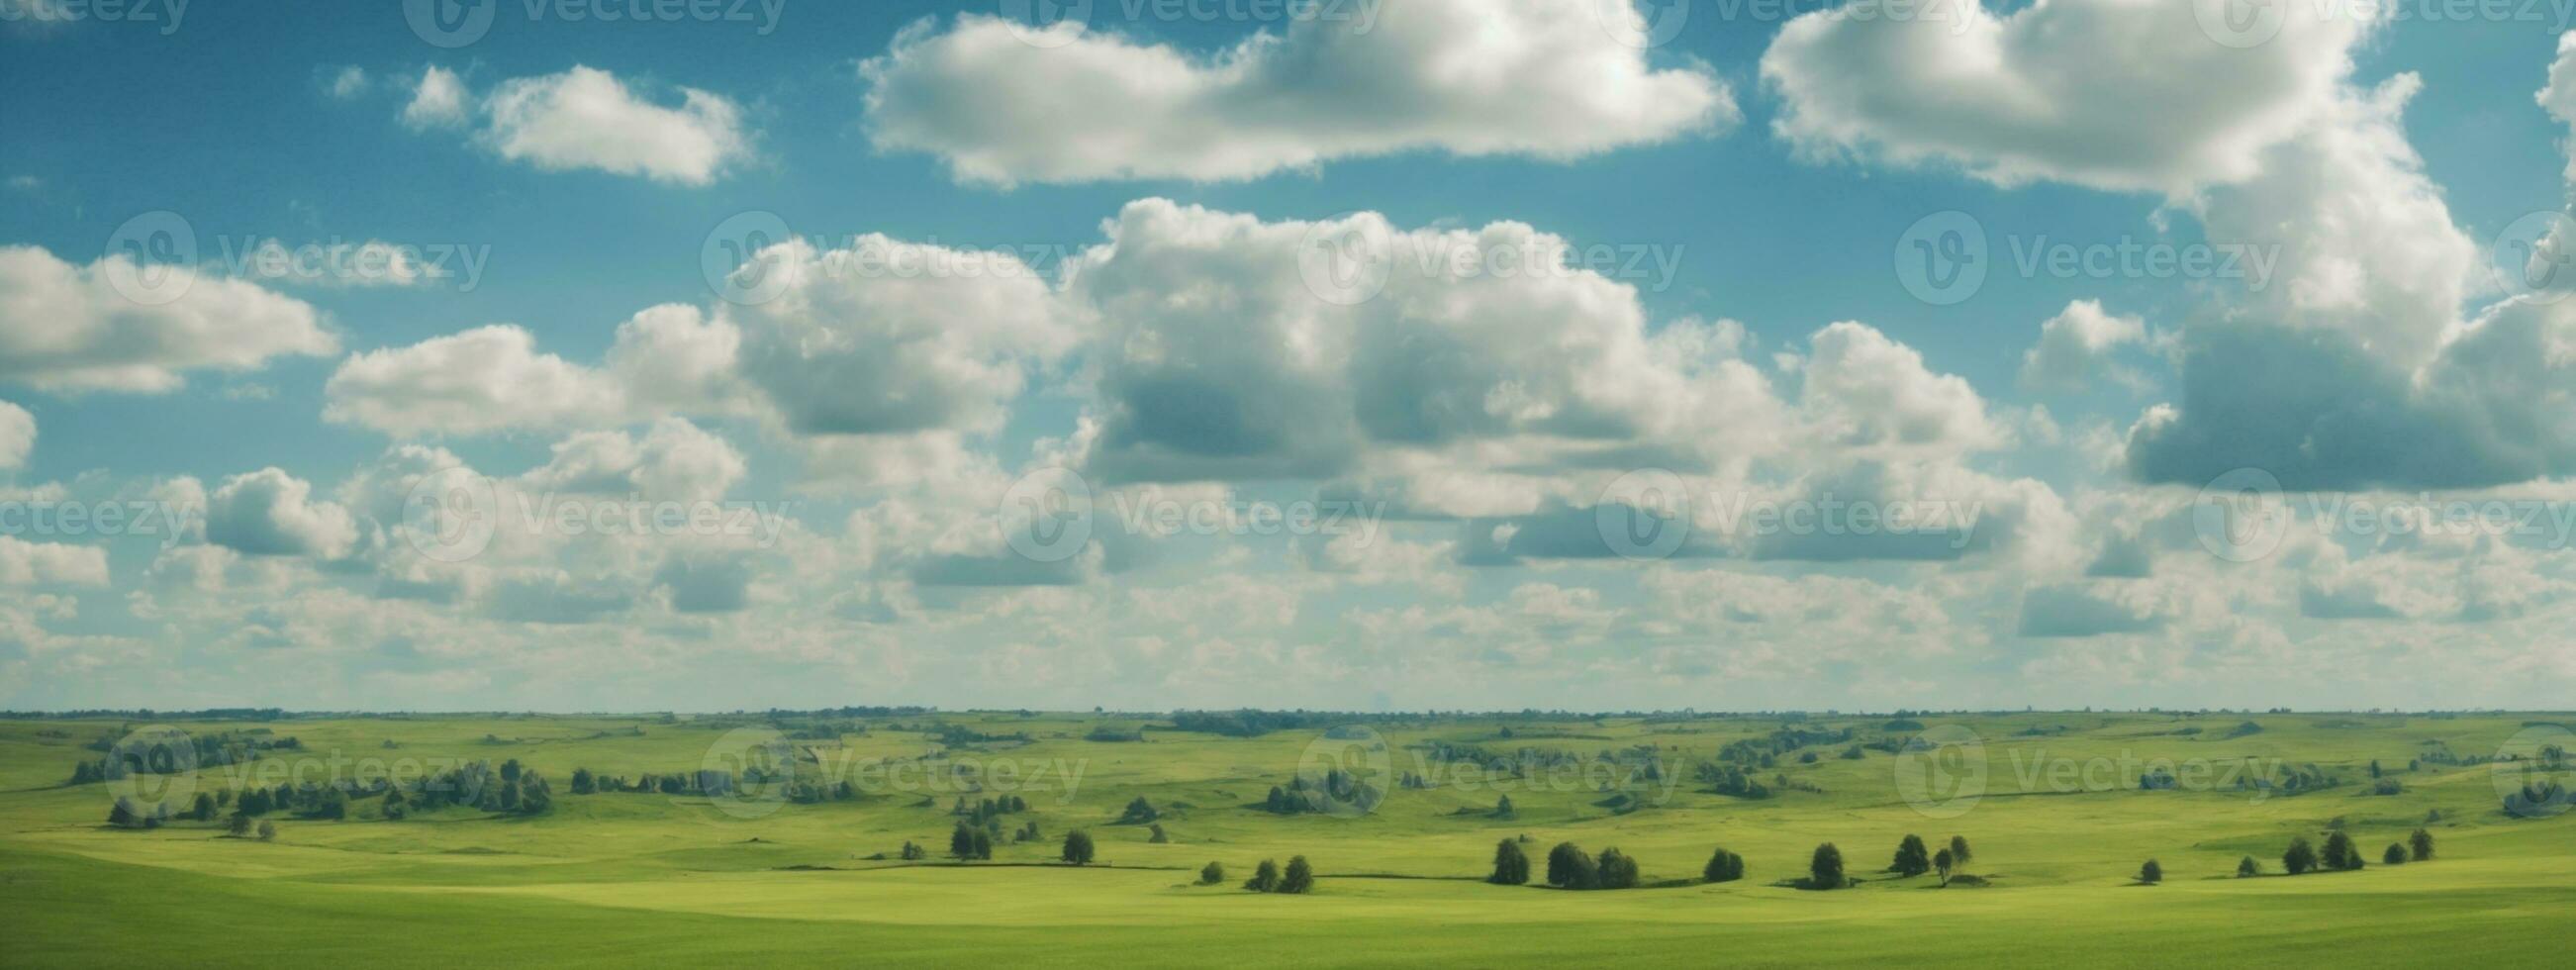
(1280, 855, 1315, 894)
(2138, 859, 2162, 884)
(1594, 847, 1640, 890)
(255, 821, 277, 841)
(1245, 858, 1281, 892)
(1490, 838, 1531, 885)
(1809, 842, 1846, 889)
(2383, 843, 2408, 865)
(2283, 836, 2318, 875)
(1545, 842, 1598, 890)
(2237, 855, 2260, 878)
(1061, 830, 1096, 865)
(1199, 861, 1226, 885)
(1892, 834, 1931, 877)
(2322, 831, 2363, 871)
(1703, 847, 1745, 884)
(2409, 827, 2434, 861)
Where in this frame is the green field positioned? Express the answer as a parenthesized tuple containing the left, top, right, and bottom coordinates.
(4, 710, 2569, 967)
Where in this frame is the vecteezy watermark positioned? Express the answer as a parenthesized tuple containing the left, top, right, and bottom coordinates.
(1291, 725, 1685, 818)
(2491, 724, 2573, 819)
(997, 0, 1383, 48)
(403, 0, 786, 48)
(996, 467, 1389, 563)
(0, 498, 196, 548)
(2491, 210, 2576, 305)
(2191, 467, 2576, 563)
(103, 725, 199, 814)
(0, 0, 188, 35)
(1296, 726, 1392, 818)
(698, 727, 1090, 821)
(2195, 0, 2576, 49)
(1591, 469, 1988, 562)
(1895, 210, 2280, 305)
(401, 468, 796, 563)
(1296, 213, 1687, 307)
(1897, 726, 2301, 819)
(102, 211, 491, 303)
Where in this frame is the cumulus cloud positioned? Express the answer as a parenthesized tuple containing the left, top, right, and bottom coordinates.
(0, 535, 107, 586)
(861, 1, 1733, 185)
(2017, 582, 2169, 637)
(405, 65, 750, 184)
(2020, 300, 2149, 394)
(324, 325, 626, 436)
(0, 245, 335, 393)
(0, 401, 30, 470)
(1762, 0, 2381, 194)
(206, 468, 360, 560)
(518, 418, 746, 503)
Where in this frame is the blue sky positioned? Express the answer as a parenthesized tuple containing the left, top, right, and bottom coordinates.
(3, 0, 2574, 712)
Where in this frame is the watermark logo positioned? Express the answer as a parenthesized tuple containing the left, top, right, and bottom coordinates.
(703, 210, 796, 306)
(1297, 726, 1391, 818)
(404, 467, 500, 563)
(103, 211, 198, 306)
(2491, 210, 2576, 305)
(2194, 0, 2286, 48)
(1297, 213, 1396, 307)
(1895, 210, 1986, 306)
(1001, 467, 1096, 563)
(405, 0, 496, 48)
(1, 0, 188, 35)
(1595, 468, 1694, 561)
(2492, 724, 2572, 819)
(2193, 467, 2290, 563)
(1894, 725, 1985, 819)
(700, 728, 797, 820)
(104, 725, 198, 815)
(1594, 0, 1688, 48)
(1002, 0, 1093, 47)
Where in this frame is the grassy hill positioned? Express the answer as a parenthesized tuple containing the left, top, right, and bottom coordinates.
(4, 710, 2568, 967)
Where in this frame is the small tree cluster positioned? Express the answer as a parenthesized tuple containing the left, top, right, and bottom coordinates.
(1702, 847, 1746, 884)
(950, 822, 994, 860)
(1061, 829, 1096, 865)
(1489, 839, 1531, 885)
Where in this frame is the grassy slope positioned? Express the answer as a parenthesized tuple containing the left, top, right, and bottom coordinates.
(3, 711, 2569, 967)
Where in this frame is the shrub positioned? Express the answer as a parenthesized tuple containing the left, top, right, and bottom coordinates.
(1245, 858, 1281, 892)
(1199, 861, 1226, 885)
(2138, 859, 2162, 884)
(1546, 842, 1598, 890)
(1594, 847, 1640, 890)
(1809, 842, 1846, 889)
(2409, 827, 2434, 861)
(1490, 838, 1531, 885)
(256, 821, 277, 841)
(1280, 855, 1315, 894)
(2283, 836, 2318, 875)
(1703, 847, 1745, 884)
(2237, 855, 2260, 878)
(1061, 830, 1096, 866)
(2383, 843, 2407, 865)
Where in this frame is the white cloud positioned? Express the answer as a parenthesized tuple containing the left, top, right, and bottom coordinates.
(0, 401, 30, 470)
(480, 66, 749, 184)
(2020, 300, 2148, 394)
(1798, 321, 2004, 459)
(323, 325, 626, 436)
(1761, 0, 2381, 194)
(0, 244, 336, 393)
(518, 418, 746, 503)
(2540, 31, 2576, 183)
(206, 468, 359, 560)
(402, 65, 469, 130)
(0, 535, 107, 586)
(327, 65, 369, 101)
(862, 2, 1733, 185)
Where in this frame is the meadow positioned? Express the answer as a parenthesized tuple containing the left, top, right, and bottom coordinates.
(3, 709, 2569, 968)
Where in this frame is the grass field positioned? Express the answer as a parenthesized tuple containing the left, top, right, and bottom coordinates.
(4, 710, 2569, 968)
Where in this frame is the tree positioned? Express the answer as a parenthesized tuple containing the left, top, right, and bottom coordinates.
(2409, 827, 2434, 861)
(1148, 823, 1169, 843)
(2138, 859, 2162, 884)
(2382, 842, 2408, 865)
(901, 840, 926, 861)
(1490, 838, 1531, 885)
(1119, 796, 1158, 824)
(1280, 855, 1315, 894)
(969, 827, 993, 860)
(1546, 842, 1597, 890)
(1594, 847, 1640, 890)
(256, 821, 277, 841)
(1492, 795, 1514, 819)
(2322, 831, 2362, 871)
(1948, 834, 1972, 865)
(1245, 858, 1282, 892)
(1703, 847, 1745, 884)
(1061, 829, 1096, 866)
(1934, 848, 1955, 886)
(188, 793, 217, 822)
(226, 813, 254, 836)
(2283, 837, 2318, 875)
(570, 768, 596, 795)
(107, 797, 143, 829)
(1199, 861, 1226, 885)
(2237, 855, 2260, 878)
(1892, 834, 1932, 877)
(1809, 842, 1846, 890)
